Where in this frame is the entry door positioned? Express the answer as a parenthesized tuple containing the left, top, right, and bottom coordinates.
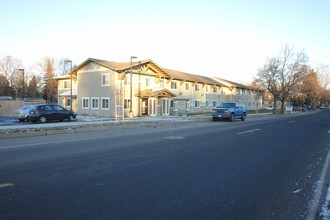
(148, 98, 157, 116)
(141, 98, 148, 115)
(162, 98, 169, 115)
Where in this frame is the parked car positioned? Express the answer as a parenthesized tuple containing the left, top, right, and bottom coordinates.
(28, 104, 76, 123)
(293, 106, 306, 112)
(212, 102, 247, 122)
(264, 106, 274, 110)
(12, 105, 34, 122)
(320, 105, 326, 109)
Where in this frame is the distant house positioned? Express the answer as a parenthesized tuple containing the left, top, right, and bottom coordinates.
(55, 58, 263, 118)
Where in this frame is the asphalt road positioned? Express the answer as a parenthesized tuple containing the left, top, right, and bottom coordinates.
(0, 111, 330, 220)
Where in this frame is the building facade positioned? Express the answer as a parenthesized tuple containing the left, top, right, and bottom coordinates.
(56, 58, 263, 118)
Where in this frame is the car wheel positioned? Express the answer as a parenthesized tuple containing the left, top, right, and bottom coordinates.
(39, 116, 47, 123)
(229, 113, 235, 122)
(68, 115, 74, 121)
(19, 119, 25, 122)
(241, 113, 246, 121)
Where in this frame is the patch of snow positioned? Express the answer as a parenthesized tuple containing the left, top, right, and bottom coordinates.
(293, 189, 303, 194)
(320, 185, 330, 220)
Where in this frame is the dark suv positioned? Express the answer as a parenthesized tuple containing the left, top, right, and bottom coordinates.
(212, 102, 247, 122)
(28, 104, 76, 123)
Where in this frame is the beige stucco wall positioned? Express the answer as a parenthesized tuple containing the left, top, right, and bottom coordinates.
(0, 100, 24, 117)
(77, 63, 118, 117)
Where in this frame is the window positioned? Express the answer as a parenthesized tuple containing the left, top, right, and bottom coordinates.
(124, 75, 130, 85)
(173, 101, 178, 111)
(194, 100, 200, 108)
(162, 98, 169, 115)
(145, 77, 151, 87)
(213, 101, 218, 107)
(82, 97, 89, 109)
(124, 99, 131, 109)
(213, 87, 217, 93)
(91, 97, 99, 109)
(64, 80, 70, 88)
(206, 85, 209, 92)
(206, 100, 209, 107)
(65, 98, 71, 107)
(101, 74, 110, 86)
(186, 101, 190, 110)
(195, 84, 200, 92)
(160, 78, 165, 88)
(185, 82, 190, 90)
(171, 81, 177, 89)
(101, 97, 110, 110)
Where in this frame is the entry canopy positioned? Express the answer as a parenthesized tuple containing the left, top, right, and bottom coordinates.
(137, 89, 176, 98)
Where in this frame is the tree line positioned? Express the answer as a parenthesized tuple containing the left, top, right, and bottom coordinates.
(253, 45, 330, 113)
(0, 56, 71, 103)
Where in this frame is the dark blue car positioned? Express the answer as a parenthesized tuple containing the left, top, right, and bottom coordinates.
(212, 102, 247, 122)
(28, 104, 76, 123)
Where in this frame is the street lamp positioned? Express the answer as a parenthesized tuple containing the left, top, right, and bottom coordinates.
(18, 69, 24, 100)
(130, 56, 137, 117)
(64, 60, 73, 111)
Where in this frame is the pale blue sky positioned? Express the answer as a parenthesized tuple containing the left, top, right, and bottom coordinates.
(1, 0, 329, 82)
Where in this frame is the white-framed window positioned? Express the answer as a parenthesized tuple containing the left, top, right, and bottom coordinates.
(186, 101, 190, 110)
(124, 99, 131, 109)
(101, 97, 110, 110)
(63, 80, 70, 88)
(124, 75, 130, 85)
(162, 98, 170, 115)
(194, 100, 200, 108)
(213, 87, 217, 93)
(213, 100, 218, 107)
(91, 97, 99, 109)
(160, 78, 165, 88)
(195, 84, 200, 92)
(173, 101, 178, 111)
(101, 74, 110, 86)
(145, 77, 152, 88)
(171, 81, 178, 90)
(185, 82, 190, 90)
(206, 100, 209, 107)
(148, 98, 157, 116)
(206, 85, 209, 92)
(82, 97, 89, 109)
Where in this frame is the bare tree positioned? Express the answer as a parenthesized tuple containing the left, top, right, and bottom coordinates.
(0, 56, 22, 87)
(0, 74, 13, 96)
(254, 45, 308, 113)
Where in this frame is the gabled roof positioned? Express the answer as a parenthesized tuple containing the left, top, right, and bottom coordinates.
(163, 68, 226, 86)
(69, 58, 258, 90)
(214, 77, 261, 91)
(137, 89, 176, 98)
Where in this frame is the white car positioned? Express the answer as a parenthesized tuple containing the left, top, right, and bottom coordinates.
(264, 106, 274, 110)
(320, 105, 326, 109)
(12, 105, 34, 122)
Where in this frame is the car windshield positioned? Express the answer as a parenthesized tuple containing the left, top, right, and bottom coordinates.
(30, 105, 39, 110)
(219, 103, 236, 108)
(21, 105, 32, 110)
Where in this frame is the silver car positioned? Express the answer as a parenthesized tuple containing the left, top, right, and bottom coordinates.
(12, 105, 33, 122)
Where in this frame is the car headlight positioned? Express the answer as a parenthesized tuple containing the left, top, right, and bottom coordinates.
(224, 110, 230, 113)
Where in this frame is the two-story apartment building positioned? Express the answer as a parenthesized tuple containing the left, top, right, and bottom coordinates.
(56, 58, 263, 118)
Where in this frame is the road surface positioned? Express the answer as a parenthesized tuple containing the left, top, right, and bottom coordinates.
(0, 111, 329, 219)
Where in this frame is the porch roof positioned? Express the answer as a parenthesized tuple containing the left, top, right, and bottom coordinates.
(58, 90, 77, 96)
(137, 89, 176, 98)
